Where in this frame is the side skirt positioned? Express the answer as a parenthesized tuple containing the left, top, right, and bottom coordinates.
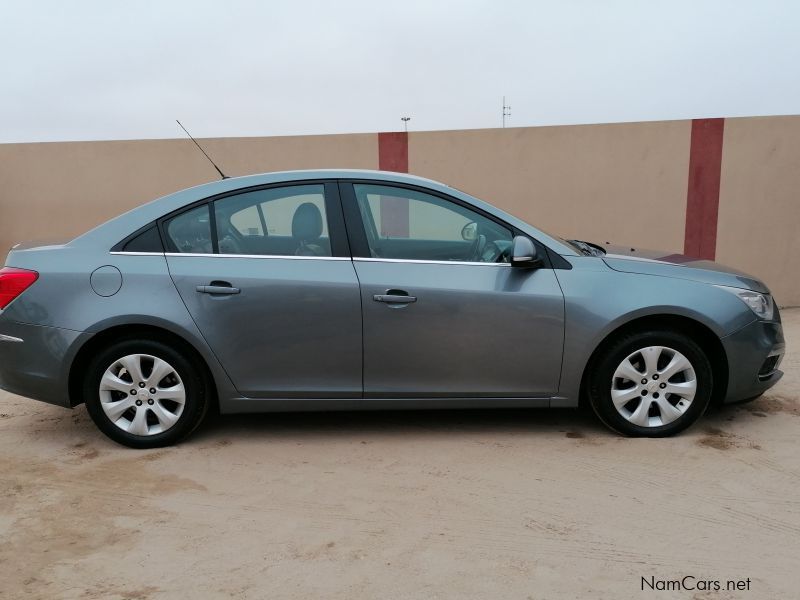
(219, 397, 554, 414)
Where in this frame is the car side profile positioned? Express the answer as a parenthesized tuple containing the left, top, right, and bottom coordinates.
(0, 170, 785, 447)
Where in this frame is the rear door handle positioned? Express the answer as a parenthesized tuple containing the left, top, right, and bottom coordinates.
(373, 289, 417, 304)
(196, 281, 240, 295)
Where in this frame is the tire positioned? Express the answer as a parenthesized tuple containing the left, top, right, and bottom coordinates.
(83, 337, 210, 448)
(587, 329, 713, 437)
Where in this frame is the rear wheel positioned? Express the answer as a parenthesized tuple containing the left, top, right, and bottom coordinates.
(84, 338, 210, 448)
(587, 329, 713, 437)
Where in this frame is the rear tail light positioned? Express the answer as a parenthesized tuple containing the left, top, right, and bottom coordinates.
(0, 267, 39, 309)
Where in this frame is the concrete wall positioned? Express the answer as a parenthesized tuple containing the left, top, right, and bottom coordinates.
(716, 116, 800, 306)
(409, 120, 691, 254)
(0, 134, 377, 253)
(1, 116, 798, 305)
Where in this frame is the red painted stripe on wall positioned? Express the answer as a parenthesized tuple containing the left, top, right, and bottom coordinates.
(378, 132, 410, 237)
(684, 118, 725, 260)
(378, 132, 408, 173)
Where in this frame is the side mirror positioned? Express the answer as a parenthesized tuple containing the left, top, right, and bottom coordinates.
(461, 221, 478, 241)
(511, 236, 542, 268)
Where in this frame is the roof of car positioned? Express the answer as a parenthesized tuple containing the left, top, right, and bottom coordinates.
(201, 169, 449, 188)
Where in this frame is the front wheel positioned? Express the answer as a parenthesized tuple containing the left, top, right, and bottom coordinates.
(83, 338, 210, 448)
(587, 330, 713, 437)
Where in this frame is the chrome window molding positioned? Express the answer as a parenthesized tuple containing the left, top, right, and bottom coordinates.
(0, 334, 24, 343)
(164, 252, 350, 261)
(354, 257, 511, 267)
(110, 251, 510, 267)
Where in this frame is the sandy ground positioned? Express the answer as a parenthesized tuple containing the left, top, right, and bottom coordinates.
(1, 312, 799, 600)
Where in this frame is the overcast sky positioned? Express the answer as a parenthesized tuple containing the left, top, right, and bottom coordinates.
(1, 0, 798, 143)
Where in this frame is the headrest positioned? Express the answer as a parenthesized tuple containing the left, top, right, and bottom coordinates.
(291, 202, 323, 241)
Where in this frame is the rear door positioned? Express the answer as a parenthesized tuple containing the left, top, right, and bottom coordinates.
(341, 181, 565, 399)
(163, 181, 362, 399)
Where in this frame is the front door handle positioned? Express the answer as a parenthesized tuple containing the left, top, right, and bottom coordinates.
(196, 281, 240, 295)
(373, 289, 417, 304)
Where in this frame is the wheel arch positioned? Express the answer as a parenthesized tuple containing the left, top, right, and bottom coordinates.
(68, 323, 219, 409)
(578, 313, 729, 407)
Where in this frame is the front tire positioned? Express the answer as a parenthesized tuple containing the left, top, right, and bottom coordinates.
(587, 329, 713, 437)
(83, 337, 210, 448)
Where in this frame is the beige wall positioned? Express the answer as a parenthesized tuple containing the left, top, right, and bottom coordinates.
(409, 121, 691, 253)
(0, 133, 377, 253)
(1, 117, 799, 306)
(717, 116, 800, 306)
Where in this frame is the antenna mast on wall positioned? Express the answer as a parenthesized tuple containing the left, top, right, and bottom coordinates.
(502, 96, 511, 128)
(176, 120, 228, 180)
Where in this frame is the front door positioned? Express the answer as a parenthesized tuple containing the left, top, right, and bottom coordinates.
(163, 182, 362, 398)
(342, 182, 565, 398)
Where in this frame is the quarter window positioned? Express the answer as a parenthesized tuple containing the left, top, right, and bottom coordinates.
(353, 184, 513, 263)
(121, 225, 163, 253)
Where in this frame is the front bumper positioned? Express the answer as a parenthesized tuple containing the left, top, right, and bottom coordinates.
(721, 317, 785, 403)
(0, 319, 90, 407)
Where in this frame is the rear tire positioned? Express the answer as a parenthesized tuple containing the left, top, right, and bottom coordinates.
(83, 337, 210, 448)
(587, 329, 712, 437)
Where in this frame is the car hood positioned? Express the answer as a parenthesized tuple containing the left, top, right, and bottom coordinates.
(601, 245, 770, 294)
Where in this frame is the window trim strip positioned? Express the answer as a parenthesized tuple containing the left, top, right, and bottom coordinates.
(111, 251, 511, 267)
(163, 252, 350, 261)
(354, 257, 511, 267)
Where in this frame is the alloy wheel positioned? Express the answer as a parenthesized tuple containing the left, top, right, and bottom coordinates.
(610, 345, 697, 428)
(98, 353, 186, 436)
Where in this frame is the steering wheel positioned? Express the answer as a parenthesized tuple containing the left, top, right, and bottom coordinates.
(482, 241, 504, 263)
(469, 234, 506, 263)
(469, 234, 487, 262)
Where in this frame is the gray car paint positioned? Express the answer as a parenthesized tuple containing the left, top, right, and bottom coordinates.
(601, 245, 770, 293)
(167, 254, 362, 398)
(354, 259, 564, 397)
(0, 169, 785, 413)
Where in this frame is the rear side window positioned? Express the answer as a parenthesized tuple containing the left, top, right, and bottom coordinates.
(164, 205, 213, 253)
(213, 185, 332, 256)
(121, 225, 164, 252)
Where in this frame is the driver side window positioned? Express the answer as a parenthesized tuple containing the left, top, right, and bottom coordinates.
(353, 184, 513, 263)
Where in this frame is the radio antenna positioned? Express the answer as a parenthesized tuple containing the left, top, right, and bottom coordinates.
(176, 119, 228, 180)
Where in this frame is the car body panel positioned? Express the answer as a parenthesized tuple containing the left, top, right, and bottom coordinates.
(0, 319, 87, 406)
(0, 249, 241, 406)
(602, 245, 770, 293)
(551, 256, 773, 407)
(220, 396, 552, 413)
(353, 259, 565, 397)
(166, 254, 363, 398)
(721, 317, 784, 402)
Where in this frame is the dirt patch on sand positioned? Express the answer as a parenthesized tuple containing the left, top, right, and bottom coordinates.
(697, 427, 762, 451)
(746, 395, 800, 417)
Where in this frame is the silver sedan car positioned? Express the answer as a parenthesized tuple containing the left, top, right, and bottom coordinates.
(0, 170, 785, 447)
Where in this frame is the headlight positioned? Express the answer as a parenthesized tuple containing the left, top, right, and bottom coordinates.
(715, 285, 774, 320)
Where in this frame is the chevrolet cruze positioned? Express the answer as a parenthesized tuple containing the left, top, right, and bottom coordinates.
(0, 170, 785, 447)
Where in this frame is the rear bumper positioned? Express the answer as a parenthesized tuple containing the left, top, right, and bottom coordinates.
(721, 318, 785, 403)
(0, 319, 89, 407)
